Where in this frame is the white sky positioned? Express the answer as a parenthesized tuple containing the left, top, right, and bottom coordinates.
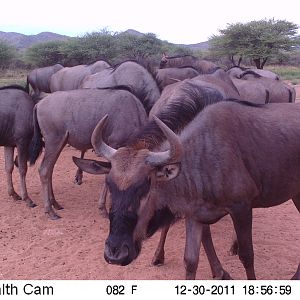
(1, 0, 299, 44)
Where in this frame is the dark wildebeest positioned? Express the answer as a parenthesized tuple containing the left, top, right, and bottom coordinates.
(75, 60, 161, 185)
(80, 60, 161, 114)
(0, 85, 38, 207)
(74, 84, 234, 279)
(155, 66, 199, 90)
(240, 70, 295, 103)
(27, 64, 63, 99)
(231, 78, 270, 104)
(50, 60, 110, 92)
(150, 69, 240, 118)
(159, 53, 218, 74)
(29, 87, 148, 220)
(75, 99, 300, 280)
(227, 66, 280, 80)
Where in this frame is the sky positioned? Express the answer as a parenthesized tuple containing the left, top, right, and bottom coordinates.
(1, 0, 299, 44)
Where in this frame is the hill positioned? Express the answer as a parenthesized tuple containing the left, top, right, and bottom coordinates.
(0, 31, 69, 50)
(0, 29, 209, 52)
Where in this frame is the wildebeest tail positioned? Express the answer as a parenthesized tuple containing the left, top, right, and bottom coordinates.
(288, 89, 293, 103)
(28, 105, 44, 165)
(25, 76, 30, 94)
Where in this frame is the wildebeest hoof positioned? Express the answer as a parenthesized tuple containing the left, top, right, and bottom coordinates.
(229, 241, 239, 256)
(53, 203, 64, 210)
(26, 199, 37, 208)
(11, 192, 22, 201)
(74, 175, 83, 185)
(214, 270, 232, 280)
(151, 257, 165, 266)
(46, 211, 61, 220)
(99, 207, 109, 219)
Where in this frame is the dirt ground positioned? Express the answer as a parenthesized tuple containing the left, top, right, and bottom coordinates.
(0, 142, 299, 281)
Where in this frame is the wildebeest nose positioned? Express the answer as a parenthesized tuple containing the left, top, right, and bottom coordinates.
(104, 241, 130, 265)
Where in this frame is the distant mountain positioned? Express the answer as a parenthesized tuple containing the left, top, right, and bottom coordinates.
(122, 29, 210, 51)
(122, 29, 145, 38)
(0, 29, 209, 52)
(0, 31, 69, 50)
(179, 41, 210, 51)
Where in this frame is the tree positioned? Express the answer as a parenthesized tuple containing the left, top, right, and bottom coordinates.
(0, 41, 17, 68)
(60, 30, 117, 65)
(116, 32, 163, 61)
(25, 41, 65, 67)
(209, 19, 300, 69)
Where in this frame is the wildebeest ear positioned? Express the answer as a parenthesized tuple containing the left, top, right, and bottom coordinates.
(155, 163, 181, 181)
(72, 156, 111, 175)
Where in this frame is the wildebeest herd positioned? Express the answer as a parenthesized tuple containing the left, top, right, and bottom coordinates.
(0, 54, 299, 280)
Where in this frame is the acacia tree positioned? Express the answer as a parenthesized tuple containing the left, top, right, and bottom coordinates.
(25, 41, 65, 67)
(209, 19, 300, 69)
(0, 41, 17, 68)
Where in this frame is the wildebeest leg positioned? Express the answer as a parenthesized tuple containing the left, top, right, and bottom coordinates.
(291, 263, 300, 280)
(184, 218, 203, 279)
(99, 184, 109, 218)
(230, 203, 256, 279)
(16, 143, 36, 208)
(39, 133, 68, 220)
(4, 146, 21, 200)
(74, 150, 85, 185)
(49, 172, 64, 210)
(291, 195, 300, 212)
(229, 231, 239, 255)
(151, 225, 170, 266)
(202, 224, 232, 279)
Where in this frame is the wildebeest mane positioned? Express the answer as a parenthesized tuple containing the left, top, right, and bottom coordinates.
(225, 98, 265, 108)
(113, 59, 159, 85)
(111, 59, 157, 79)
(87, 58, 111, 66)
(164, 54, 197, 59)
(239, 70, 262, 79)
(0, 84, 29, 93)
(97, 85, 134, 94)
(128, 82, 224, 149)
(226, 65, 249, 71)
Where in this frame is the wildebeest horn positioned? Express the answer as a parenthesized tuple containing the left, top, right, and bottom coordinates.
(146, 116, 183, 166)
(91, 115, 117, 160)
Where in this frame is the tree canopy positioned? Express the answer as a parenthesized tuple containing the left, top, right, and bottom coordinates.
(209, 19, 300, 69)
(22, 30, 192, 67)
(0, 41, 16, 68)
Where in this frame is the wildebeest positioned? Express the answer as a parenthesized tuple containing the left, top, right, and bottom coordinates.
(75, 99, 300, 279)
(150, 69, 240, 118)
(50, 60, 110, 92)
(27, 64, 63, 99)
(227, 66, 280, 80)
(80, 60, 161, 114)
(231, 78, 270, 104)
(155, 66, 199, 90)
(240, 70, 295, 103)
(29, 87, 148, 220)
(0, 85, 38, 207)
(159, 53, 218, 74)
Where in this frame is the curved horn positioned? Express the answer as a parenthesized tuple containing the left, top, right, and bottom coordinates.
(91, 115, 117, 160)
(146, 116, 183, 166)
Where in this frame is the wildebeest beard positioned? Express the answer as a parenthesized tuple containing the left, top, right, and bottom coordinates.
(146, 207, 176, 237)
(107, 177, 151, 237)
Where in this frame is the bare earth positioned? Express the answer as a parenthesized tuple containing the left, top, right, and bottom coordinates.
(0, 145, 299, 281)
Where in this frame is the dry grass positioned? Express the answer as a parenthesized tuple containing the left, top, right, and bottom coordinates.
(265, 65, 300, 84)
(0, 68, 28, 87)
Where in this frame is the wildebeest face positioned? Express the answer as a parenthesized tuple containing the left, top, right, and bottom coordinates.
(104, 147, 174, 266)
(73, 114, 183, 266)
(73, 147, 180, 266)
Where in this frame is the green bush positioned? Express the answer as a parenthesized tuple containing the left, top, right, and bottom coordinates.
(0, 41, 17, 68)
